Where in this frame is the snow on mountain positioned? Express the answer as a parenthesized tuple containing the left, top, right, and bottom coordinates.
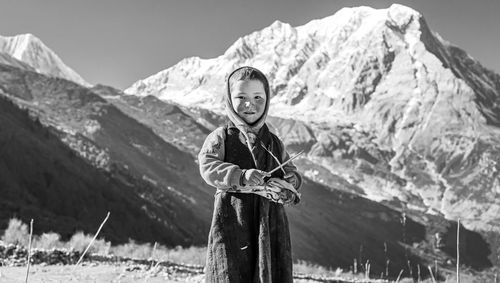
(124, 4, 427, 120)
(125, 4, 498, 126)
(124, 3, 500, 236)
(0, 33, 90, 86)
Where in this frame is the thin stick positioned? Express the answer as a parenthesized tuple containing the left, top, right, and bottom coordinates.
(386, 259, 390, 279)
(384, 242, 389, 279)
(143, 242, 159, 283)
(457, 218, 460, 283)
(25, 219, 33, 283)
(260, 142, 286, 174)
(365, 261, 370, 279)
(267, 150, 304, 174)
(242, 132, 258, 168)
(396, 269, 404, 283)
(407, 260, 413, 279)
(428, 266, 437, 283)
(417, 264, 421, 283)
(74, 212, 110, 269)
(149, 242, 158, 269)
(434, 259, 438, 279)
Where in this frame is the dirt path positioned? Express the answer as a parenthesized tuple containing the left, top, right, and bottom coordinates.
(0, 264, 205, 283)
(0, 264, 369, 283)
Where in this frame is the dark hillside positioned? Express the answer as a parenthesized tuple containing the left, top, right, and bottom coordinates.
(287, 178, 492, 278)
(0, 95, 206, 245)
(0, 62, 215, 246)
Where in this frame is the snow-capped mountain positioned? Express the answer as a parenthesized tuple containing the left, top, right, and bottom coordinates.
(125, 4, 498, 124)
(125, 3, 500, 238)
(0, 33, 90, 86)
(123, 4, 424, 118)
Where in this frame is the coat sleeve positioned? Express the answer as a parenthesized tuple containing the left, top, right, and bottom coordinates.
(198, 127, 243, 190)
(276, 137, 303, 191)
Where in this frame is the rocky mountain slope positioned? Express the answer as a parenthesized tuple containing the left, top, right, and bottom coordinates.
(125, 4, 500, 267)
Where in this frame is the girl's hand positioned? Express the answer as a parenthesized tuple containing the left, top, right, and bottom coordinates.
(243, 169, 271, 186)
(284, 172, 299, 189)
(279, 189, 296, 205)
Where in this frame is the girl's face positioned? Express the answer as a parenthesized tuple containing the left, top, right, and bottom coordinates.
(230, 79, 267, 124)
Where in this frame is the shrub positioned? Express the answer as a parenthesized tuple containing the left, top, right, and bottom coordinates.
(110, 241, 207, 266)
(155, 245, 207, 266)
(34, 232, 63, 249)
(66, 231, 110, 255)
(1, 218, 29, 246)
(0, 218, 205, 265)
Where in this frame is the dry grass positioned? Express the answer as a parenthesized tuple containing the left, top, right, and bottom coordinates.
(3, 217, 499, 282)
(1, 218, 30, 246)
(34, 232, 63, 249)
(110, 240, 207, 265)
(293, 260, 340, 277)
(74, 212, 110, 267)
(25, 219, 33, 283)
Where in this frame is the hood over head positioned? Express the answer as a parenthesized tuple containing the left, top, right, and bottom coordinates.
(225, 66, 270, 136)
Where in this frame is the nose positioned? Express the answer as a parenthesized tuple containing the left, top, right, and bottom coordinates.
(244, 101, 252, 108)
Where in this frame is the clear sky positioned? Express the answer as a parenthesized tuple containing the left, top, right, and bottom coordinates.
(0, 0, 499, 89)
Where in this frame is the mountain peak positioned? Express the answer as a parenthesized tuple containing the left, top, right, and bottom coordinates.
(16, 33, 37, 41)
(386, 3, 422, 29)
(388, 3, 421, 17)
(0, 33, 90, 87)
(270, 20, 284, 28)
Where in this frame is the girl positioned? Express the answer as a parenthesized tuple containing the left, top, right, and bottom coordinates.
(198, 66, 302, 282)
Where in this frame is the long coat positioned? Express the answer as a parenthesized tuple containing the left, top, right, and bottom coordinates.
(199, 124, 297, 282)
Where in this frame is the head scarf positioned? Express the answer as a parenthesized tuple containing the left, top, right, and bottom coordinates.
(225, 66, 270, 145)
